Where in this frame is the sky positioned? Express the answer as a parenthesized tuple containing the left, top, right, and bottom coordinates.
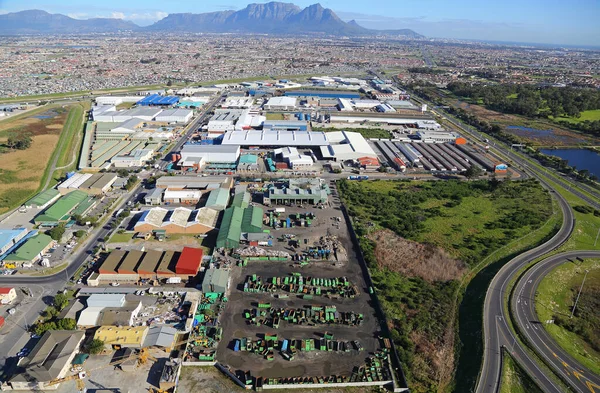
(0, 0, 598, 46)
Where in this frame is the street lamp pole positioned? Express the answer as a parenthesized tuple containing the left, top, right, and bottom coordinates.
(570, 269, 589, 319)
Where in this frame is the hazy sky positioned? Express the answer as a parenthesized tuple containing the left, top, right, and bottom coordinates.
(0, 0, 598, 46)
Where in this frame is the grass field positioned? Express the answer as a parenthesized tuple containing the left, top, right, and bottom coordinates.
(265, 113, 286, 120)
(0, 102, 88, 214)
(313, 127, 392, 139)
(554, 109, 600, 124)
(500, 353, 543, 393)
(535, 258, 600, 375)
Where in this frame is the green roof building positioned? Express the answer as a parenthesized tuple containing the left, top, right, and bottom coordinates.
(241, 206, 263, 233)
(216, 206, 243, 249)
(4, 233, 53, 263)
(34, 190, 89, 226)
(201, 268, 229, 293)
(24, 189, 60, 209)
(205, 188, 230, 211)
(239, 154, 258, 164)
(231, 191, 250, 209)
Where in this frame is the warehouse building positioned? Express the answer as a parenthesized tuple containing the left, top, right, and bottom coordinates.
(263, 96, 297, 111)
(98, 250, 126, 275)
(143, 325, 178, 350)
(9, 330, 85, 390)
(134, 207, 219, 235)
(216, 206, 243, 249)
(175, 247, 203, 276)
(263, 179, 328, 206)
(58, 173, 117, 195)
(137, 250, 162, 280)
(206, 109, 244, 136)
(4, 234, 54, 265)
(0, 228, 29, 257)
(201, 269, 229, 293)
(77, 293, 142, 327)
(274, 147, 314, 169)
(320, 131, 378, 161)
(95, 96, 140, 106)
(237, 154, 259, 171)
(137, 94, 179, 106)
(112, 149, 154, 168)
(156, 176, 233, 191)
(144, 188, 164, 205)
(221, 97, 255, 109)
(221, 130, 329, 147)
(262, 120, 308, 131)
(235, 110, 266, 131)
(286, 90, 360, 99)
(416, 130, 459, 143)
(163, 189, 203, 205)
(231, 191, 251, 209)
(241, 206, 264, 233)
(94, 107, 163, 123)
(118, 250, 144, 274)
(204, 187, 230, 211)
(95, 326, 149, 350)
(178, 145, 240, 170)
(34, 190, 90, 226)
(155, 109, 193, 124)
(156, 250, 178, 280)
(24, 189, 61, 209)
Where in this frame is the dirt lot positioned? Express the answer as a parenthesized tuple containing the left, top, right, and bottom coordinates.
(177, 366, 383, 393)
(52, 347, 170, 393)
(215, 181, 385, 381)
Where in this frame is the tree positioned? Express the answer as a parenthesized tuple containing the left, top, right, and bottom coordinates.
(116, 169, 129, 177)
(74, 230, 87, 238)
(465, 165, 484, 180)
(6, 133, 32, 150)
(56, 318, 76, 330)
(53, 293, 69, 311)
(85, 339, 105, 355)
(46, 223, 66, 241)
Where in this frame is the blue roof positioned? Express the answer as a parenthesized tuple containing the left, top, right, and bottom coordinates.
(139, 210, 151, 222)
(137, 94, 180, 106)
(0, 228, 28, 251)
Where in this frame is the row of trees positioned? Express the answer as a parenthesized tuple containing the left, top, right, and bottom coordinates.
(446, 82, 600, 135)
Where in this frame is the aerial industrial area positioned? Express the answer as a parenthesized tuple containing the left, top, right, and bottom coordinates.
(0, 7, 599, 393)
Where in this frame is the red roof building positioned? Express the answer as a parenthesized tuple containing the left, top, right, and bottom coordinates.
(358, 156, 379, 167)
(175, 247, 203, 275)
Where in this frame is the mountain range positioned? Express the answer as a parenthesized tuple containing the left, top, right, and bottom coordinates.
(0, 2, 423, 38)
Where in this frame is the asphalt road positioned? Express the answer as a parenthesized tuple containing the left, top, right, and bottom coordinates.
(514, 251, 600, 393)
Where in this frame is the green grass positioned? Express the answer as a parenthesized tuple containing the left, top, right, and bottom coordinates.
(108, 232, 135, 244)
(554, 109, 600, 124)
(500, 352, 544, 393)
(535, 258, 600, 375)
(313, 127, 392, 139)
(265, 113, 285, 120)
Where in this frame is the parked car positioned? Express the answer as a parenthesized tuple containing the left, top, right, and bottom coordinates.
(111, 282, 120, 287)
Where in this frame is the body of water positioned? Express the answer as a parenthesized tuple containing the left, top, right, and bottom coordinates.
(541, 149, 600, 178)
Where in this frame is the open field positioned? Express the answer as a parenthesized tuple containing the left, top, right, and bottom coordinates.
(554, 109, 600, 124)
(0, 105, 68, 213)
(265, 113, 286, 120)
(535, 258, 600, 375)
(339, 178, 554, 393)
(313, 127, 392, 139)
(500, 352, 543, 393)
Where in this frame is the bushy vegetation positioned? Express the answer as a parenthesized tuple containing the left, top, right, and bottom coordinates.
(313, 127, 392, 139)
(339, 179, 553, 393)
(446, 82, 600, 135)
(85, 339, 105, 355)
(31, 292, 76, 336)
(554, 282, 600, 352)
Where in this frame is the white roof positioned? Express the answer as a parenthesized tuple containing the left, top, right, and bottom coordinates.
(163, 189, 202, 200)
(264, 96, 297, 107)
(58, 173, 93, 189)
(221, 130, 328, 146)
(325, 131, 378, 159)
(77, 307, 103, 326)
(87, 293, 126, 308)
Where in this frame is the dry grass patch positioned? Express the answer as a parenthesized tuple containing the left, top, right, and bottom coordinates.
(369, 229, 467, 282)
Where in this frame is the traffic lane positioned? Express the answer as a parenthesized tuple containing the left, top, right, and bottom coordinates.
(515, 251, 600, 391)
(477, 184, 573, 393)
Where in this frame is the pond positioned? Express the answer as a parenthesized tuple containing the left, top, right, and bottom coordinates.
(540, 149, 600, 178)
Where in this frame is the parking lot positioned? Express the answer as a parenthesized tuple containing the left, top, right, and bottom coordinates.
(215, 181, 385, 381)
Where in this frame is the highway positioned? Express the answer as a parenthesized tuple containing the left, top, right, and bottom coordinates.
(514, 251, 600, 393)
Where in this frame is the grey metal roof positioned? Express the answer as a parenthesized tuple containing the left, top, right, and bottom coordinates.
(143, 325, 178, 348)
(11, 330, 85, 383)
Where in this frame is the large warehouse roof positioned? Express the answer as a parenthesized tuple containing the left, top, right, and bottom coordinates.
(35, 190, 88, 222)
(175, 247, 203, 275)
(156, 176, 232, 190)
(216, 206, 243, 249)
(25, 189, 60, 208)
(5, 234, 53, 262)
(241, 205, 263, 233)
(221, 130, 328, 147)
(205, 187, 229, 210)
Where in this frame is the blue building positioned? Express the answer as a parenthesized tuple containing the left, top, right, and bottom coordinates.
(137, 94, 180, 106)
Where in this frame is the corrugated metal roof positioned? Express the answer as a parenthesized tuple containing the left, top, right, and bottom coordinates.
(25, 188, 60, 207)
(175, 247, 203, 275)
(241, 206, 263, 233)
(156, 250, 178, 274)
(6, 234, 52, 262)
(138, 250, 162, 274)
(231, 192, 250, 209)
(205, 187, 229, 209)
(36, 190, 88, 222)
(118, 250, 143, 274)
(216, 206, 243, 249)
(99, 250, 127, 274)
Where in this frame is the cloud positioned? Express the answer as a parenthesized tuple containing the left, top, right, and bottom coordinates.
(0, 9, 9, 15)
(126, 11, 168, 21)
(110, 11, 126, 19)
(67, 13, 89, 19)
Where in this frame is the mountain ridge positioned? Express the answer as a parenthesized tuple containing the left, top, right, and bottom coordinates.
(0, 3, 423, 38)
